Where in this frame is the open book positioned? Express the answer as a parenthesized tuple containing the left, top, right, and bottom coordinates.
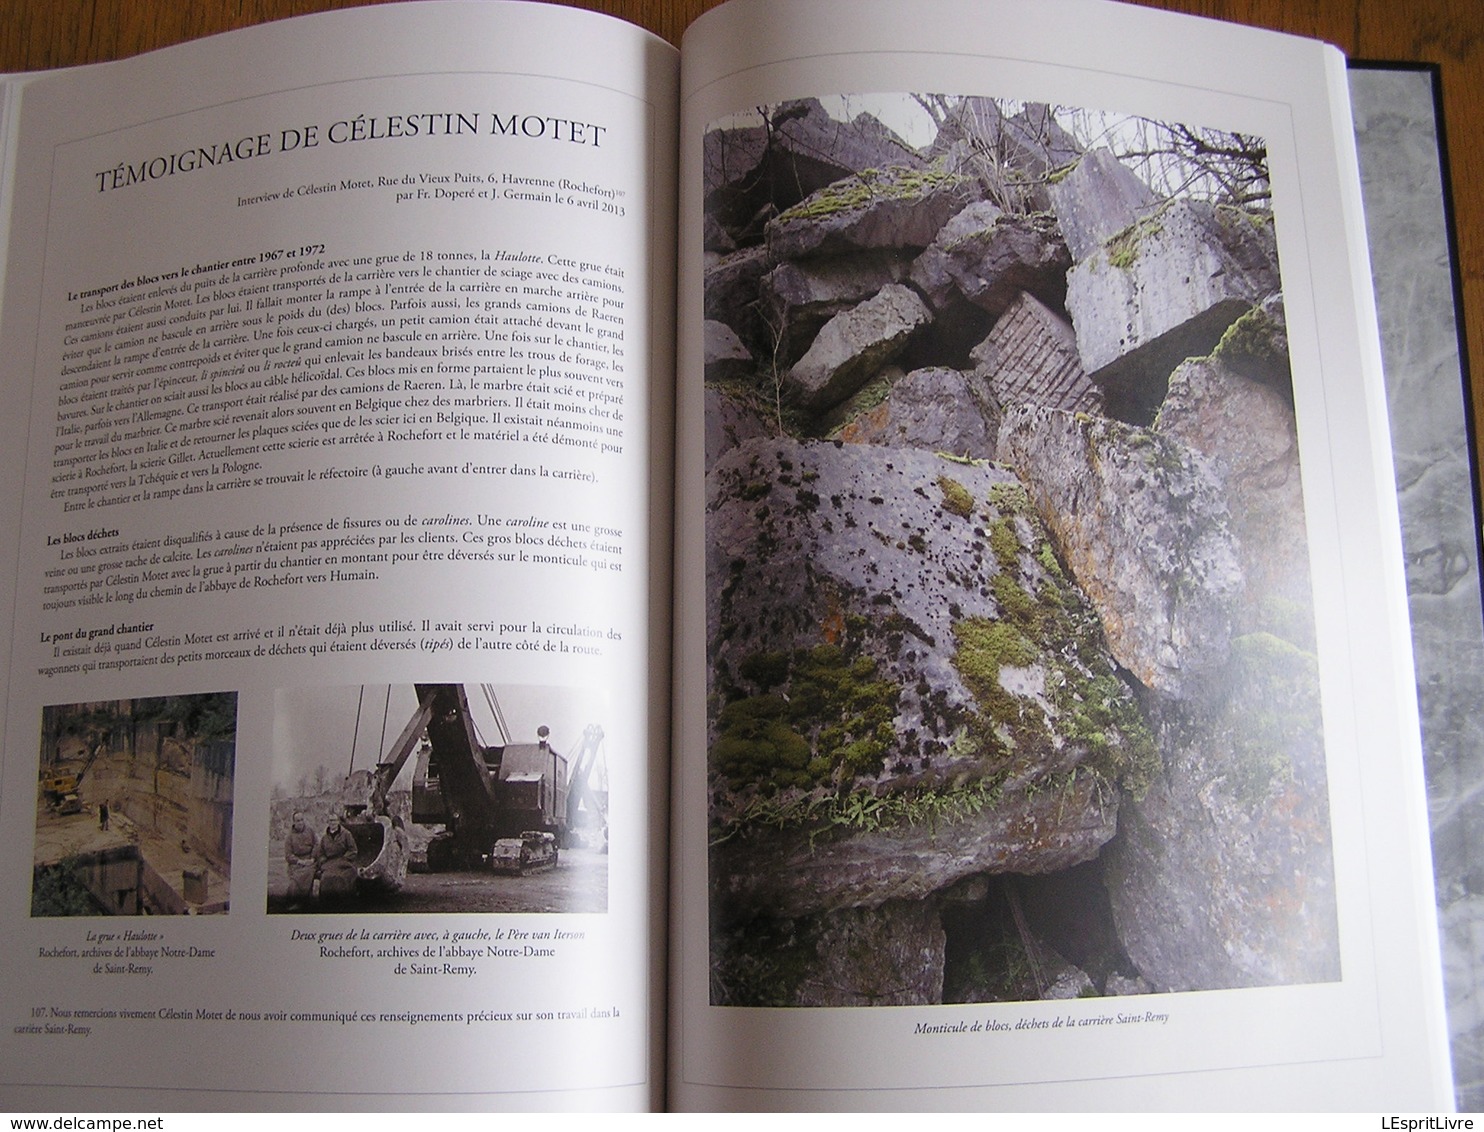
(0, 0, 1453, 1111)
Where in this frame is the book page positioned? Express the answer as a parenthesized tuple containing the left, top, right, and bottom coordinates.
(0, 0, 677, 1110)
(671, 0, 1450, 1109)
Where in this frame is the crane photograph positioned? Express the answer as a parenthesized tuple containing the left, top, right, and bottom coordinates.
(266, 682, 608, 914)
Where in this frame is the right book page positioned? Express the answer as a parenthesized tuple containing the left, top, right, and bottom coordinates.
(671, 0, 1452, 1110)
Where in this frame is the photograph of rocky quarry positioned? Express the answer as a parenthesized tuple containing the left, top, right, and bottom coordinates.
(704, 94, 1338, 1006)
(33, 693, 236, 916)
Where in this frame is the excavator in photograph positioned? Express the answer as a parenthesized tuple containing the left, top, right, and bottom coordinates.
(339, 683, 604, 891)
(39, 736, 107, 816)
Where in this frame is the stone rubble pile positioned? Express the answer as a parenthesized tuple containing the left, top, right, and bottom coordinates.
(704, 98, 1336, 1006)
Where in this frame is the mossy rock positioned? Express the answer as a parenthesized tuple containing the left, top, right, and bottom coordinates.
(1103, 214, 1165, 270)
(987, 480, 1031, 515)
(947, 503, 1159, 801)
(937, 475, 976, 519)
(989, 516, 1021, 569)
(775, 165, 968, 223)
(1209, 302, 1290, 385)
(712, 642, 903, 796)
(953, 617, 1038, 695)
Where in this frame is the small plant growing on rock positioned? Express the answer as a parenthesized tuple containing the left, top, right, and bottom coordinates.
(937, 475, 976, 518)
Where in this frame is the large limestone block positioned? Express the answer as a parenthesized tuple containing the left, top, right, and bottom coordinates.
(1065, 200, 1280, 423)
(835, 366, 1000, 459)
(908, 202, 1070, 319)
(1157, 340, 1313, 644)
(999, 405, 1242, 698)
(707, 438, 1151, 918)
(783, 283, 931, 409)
(969, 291, 1101, 415)
(766, 165, 976, 262)
(759, 251, 913, 366)
(1046, 147, 1160, 264)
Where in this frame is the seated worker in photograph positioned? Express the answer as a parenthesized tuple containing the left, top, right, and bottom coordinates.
(315, 814, 358, 904)
(284, 811, 316, 908)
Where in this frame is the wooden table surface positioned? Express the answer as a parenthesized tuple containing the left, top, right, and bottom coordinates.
(3, 0, 1482, 490)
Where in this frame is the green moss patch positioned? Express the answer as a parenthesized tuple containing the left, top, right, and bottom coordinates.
(954, 617, 1038, 694)
(1045, 158, 1080, 186)
(991, 573, 1038, 623)
(949, 499, 1159, 799)
(1104, 214, 1165, 270)
(713, 644, 902, 795)
(937, 475, 976, 518)
(989, 517, 1022, 569)
(776, 165, 967, 223)
(987, 480, 1031, 515)
(1209, 303, 1290, 385)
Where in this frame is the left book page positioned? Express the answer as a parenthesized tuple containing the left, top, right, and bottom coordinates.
(0, 1, 678, 1110)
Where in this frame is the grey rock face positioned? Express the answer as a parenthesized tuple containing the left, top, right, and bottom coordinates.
(704, 387, 772, 472)
(908, 202, 1071, 319)
(1065, 200, 1280, 423)
(1157, 345, 1312, 643)
(969, 291, 1100, 415)
(906, 200, 1001, 308)
(707, 438, 1020, 718)
(1047, 147, 1160, 264)
(703, 319, 753, 383)
(999, 405, 1242, 698)
(759, 251, 914, 367)
(766, 165, 976, 262)
(834, 366, 1000, 459)
(1104, 633, 1339, 992)
(784, 283, 932, 409)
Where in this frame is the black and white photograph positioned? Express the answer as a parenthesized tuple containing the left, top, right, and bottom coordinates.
(703, 92, 1339, 1006)
(266, 682, 609, 914)
(32, 692, 237, 916)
